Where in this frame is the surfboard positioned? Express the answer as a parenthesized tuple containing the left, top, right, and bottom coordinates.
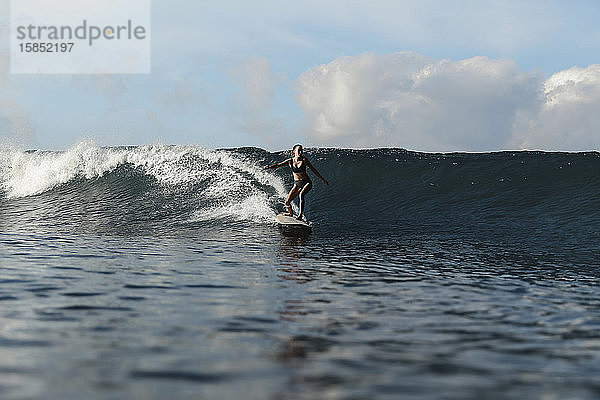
(276, 213, 312, 231)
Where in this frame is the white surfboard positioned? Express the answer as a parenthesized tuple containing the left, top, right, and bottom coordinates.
(276, 213, 312, 230)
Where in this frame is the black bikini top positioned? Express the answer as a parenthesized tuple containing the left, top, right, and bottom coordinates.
(290, 157, 307, 173)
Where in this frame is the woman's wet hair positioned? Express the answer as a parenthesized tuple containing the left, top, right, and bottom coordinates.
(292, 144, 303, 154)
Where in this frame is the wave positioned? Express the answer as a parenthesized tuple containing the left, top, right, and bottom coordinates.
(0, 142, 285, 233)
(1, 142, 599, 247)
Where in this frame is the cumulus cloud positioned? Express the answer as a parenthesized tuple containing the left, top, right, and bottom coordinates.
(161, 78, 196, 107)
(296, 52, 600, 151)
(92, 75, 127, 100)
(0, 51, 35, 147)
(516, 65, 600, 150)
(296, 52, 429, 144)
(69, 75, 127, 105)
(0, 99, 35, 146)
(231, 57, 284, 145)
(155, 74, 213, 112)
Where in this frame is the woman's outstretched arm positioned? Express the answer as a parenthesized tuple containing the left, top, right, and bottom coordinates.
(306, 159, 329, 185)
(264, 158, 291, 170)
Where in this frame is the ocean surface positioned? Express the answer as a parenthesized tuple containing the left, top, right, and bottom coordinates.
(0, 142, 599, 400)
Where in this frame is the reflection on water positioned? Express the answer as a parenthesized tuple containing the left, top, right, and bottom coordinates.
(0, 226, 599, 400)
(277, 235, 317, 285)
(278, 235, 310, 260)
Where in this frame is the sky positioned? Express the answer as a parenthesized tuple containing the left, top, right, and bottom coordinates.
(1, 0, 600, 152)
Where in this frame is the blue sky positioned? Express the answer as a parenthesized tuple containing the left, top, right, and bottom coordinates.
(1, 0, 600, 151)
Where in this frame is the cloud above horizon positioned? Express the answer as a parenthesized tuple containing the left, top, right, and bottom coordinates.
(296, 52, 600, 151)
(230, 57, 284, 146)
(3, 1, 600, 151)
(517, 65, 600, 150)
(0, 51, 35, 147)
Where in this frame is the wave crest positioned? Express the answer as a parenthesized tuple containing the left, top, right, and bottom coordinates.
(0, 141, 286, 226)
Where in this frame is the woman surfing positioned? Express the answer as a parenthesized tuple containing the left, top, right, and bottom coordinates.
(265, 144, 328, 221)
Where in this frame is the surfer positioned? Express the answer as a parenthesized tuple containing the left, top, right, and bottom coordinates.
(265, 144, 328, 221)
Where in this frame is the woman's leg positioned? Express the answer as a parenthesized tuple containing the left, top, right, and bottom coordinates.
(284, 185, 300, 216)
(297, 182, 312, 220)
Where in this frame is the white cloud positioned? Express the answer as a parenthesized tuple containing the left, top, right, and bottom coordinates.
(296, 52, 600, 151)
(239, 57, 278, 112)
(516, 65, 600, 150)
(0, 25, 33, 147)
(230, 57, 284, 146)
(68, 75, 127, 102)
(91, 75, 127, 100)
(0, 98, 35, 147)
(1, 44, 33, 146)
(296, 52, 541, 150)
(544, 65, 600, 107)
(160, 78, 209, 108)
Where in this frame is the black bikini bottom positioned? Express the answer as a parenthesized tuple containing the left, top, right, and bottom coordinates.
(294, 179, 311, 189)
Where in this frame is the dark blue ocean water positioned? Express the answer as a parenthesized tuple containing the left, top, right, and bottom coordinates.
(0, 143, 599, 399)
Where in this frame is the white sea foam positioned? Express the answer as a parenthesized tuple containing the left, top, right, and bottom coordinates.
(190, 193, 278, 224)
(0, 141, 126, 198)
(0, 141, 287, 223)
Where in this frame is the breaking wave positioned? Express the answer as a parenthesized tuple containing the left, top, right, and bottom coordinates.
(1, 142, 599, 253)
